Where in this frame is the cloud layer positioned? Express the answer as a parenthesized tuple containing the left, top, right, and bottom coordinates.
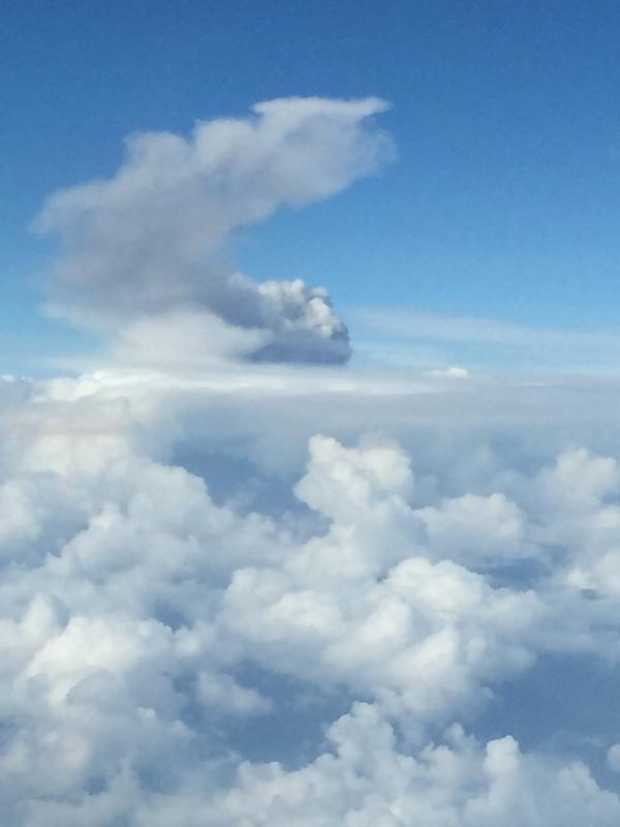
(4, 368, 620, 823)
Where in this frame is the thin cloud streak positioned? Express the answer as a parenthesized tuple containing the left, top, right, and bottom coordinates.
(352, 307, 620, 370)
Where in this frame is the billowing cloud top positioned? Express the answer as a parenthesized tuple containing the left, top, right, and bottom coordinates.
(5, 369, 620, 824)
(37, 97, 393, 365)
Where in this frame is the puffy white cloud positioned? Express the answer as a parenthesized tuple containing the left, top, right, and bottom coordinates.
(416, 492, 526, 566)
(18, 703, 620, 826)
(198, 705, 620, 827)
(216, 435, 541, 731)
(4, 372, 620, 822)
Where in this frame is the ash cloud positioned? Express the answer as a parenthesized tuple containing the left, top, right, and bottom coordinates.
(36, 97, 393, 365)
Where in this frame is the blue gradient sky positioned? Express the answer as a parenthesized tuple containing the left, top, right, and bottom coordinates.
(4, 0, 620, 372)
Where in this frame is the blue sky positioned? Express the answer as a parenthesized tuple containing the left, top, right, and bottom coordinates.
(5, 0, 620, 372)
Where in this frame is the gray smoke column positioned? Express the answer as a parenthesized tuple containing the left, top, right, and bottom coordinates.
(36, 97, 394, 365)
